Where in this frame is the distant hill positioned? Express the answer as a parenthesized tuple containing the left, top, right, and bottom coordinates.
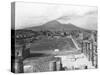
(25, 20, 90, 31)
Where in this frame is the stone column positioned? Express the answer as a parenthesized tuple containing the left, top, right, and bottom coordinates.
(81, 41, 83, 53)
(91, 41, 94, 66)
(88, 43, 91, 61)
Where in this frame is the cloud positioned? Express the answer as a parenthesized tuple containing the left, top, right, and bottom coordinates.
(58, 10, 97, 30)
(14, 2, 97, 30)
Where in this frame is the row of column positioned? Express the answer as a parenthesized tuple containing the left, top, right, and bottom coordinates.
(81, 41, 97, 68)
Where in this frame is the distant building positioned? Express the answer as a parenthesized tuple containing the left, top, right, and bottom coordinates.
(12, 43, 30, 73)
(23, 56, 62, 72)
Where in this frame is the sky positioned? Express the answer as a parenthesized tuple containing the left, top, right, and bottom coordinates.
(14, 2, 98, 30)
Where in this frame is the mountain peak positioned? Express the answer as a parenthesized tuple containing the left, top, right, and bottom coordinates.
(43, 20, 61, 26)
(25, 20, 89, 31)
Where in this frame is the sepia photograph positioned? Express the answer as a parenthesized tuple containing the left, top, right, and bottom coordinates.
(11, 2, 98, 73)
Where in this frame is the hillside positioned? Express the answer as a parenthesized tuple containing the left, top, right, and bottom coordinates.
(25, 20, 90, 31)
